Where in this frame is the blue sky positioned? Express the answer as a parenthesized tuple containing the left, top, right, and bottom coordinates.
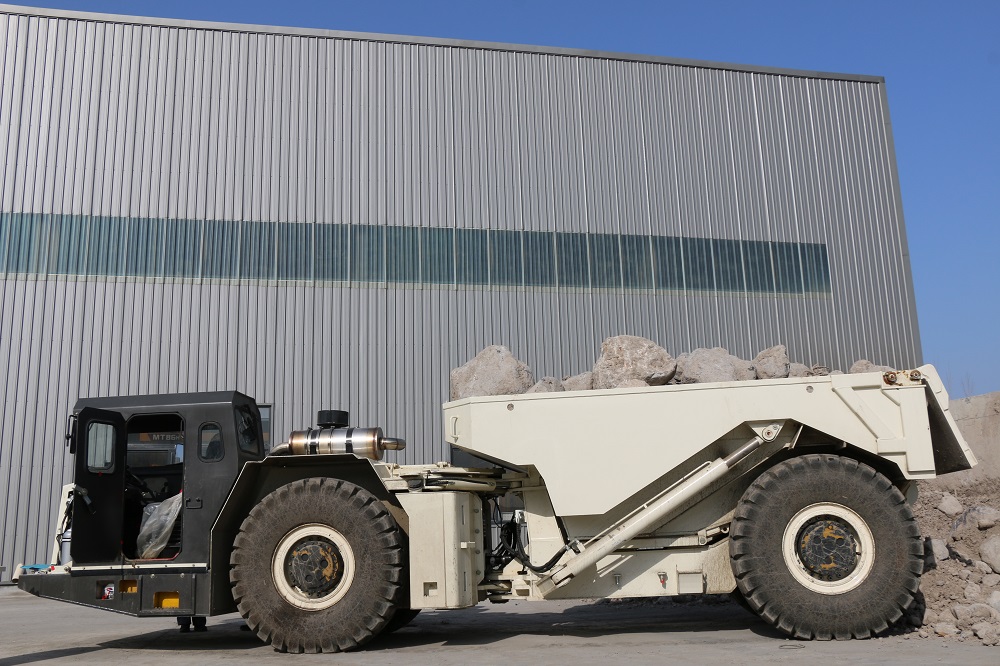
(11, 1, 1000, 397)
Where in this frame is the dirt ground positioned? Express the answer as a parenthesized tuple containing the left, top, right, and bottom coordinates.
(902, 479, 1000, 645)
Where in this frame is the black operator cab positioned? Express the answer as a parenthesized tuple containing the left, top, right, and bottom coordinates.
(66, 392, 265, 573)
(17, 391, 407, 636)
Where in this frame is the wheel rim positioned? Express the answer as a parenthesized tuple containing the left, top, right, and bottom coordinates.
(781, 502, 875, 595)
(271, 524, 356, 611)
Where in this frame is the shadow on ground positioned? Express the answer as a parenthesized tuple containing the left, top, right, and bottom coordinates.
(24, 600, 780, 655)
(0, 599, 786, 663)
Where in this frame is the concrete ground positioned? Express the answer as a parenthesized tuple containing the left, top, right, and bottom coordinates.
(0, 587, 993, 665)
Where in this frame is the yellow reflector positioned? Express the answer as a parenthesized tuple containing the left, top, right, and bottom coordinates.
(153, 591, 180, 609)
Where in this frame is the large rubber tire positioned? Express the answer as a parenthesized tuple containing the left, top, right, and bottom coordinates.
(729, 454, 922, 640)
(382, 607, 420, 633)
(230, 478, 405, 653)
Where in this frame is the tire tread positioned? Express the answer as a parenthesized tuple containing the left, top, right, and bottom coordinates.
(229, 477, 405, 653)
(730, 454, 922, 641)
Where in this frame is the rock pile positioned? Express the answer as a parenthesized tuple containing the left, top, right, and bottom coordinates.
(591, 335, 677, 389)
(903, 484, 1000, 646)
(449, 345, 535, 400)
(450, 335, 892, 400)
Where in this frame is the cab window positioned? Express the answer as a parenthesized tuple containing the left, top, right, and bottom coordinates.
(235, 405, 262, 455)
(86, 422, 116, 473)
(199, 423, 224, 461)
(126, 414, 184, 467)
(125, 414, 184, 502)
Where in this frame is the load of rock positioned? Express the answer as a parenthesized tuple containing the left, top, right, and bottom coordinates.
(449, 345, 535, 400)
(450, 335, 891, 400)
(902, 484, 1000, 646)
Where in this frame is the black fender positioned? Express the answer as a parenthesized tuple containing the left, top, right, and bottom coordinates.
(208, 454, 402, 615)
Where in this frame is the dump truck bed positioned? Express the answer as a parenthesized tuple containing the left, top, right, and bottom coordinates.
(443, 365, 975, 518)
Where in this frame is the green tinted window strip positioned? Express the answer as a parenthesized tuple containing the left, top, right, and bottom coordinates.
(0, 213, 832, 295)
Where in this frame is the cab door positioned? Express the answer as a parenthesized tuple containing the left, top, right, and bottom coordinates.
(71, 407, 127, 564)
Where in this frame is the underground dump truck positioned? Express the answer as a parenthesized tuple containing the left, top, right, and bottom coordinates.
(14, 365, 976, 651)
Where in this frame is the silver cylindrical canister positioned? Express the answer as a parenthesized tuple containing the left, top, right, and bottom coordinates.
(60, 528, 72, 564)
(286, 426, 405, 460)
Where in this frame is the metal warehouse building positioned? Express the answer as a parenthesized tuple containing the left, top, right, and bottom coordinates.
(0, 4, 920, 578)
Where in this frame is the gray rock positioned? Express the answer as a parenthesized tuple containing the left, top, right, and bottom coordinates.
(981, 536, 1000, 574)
(984, 573, 1000, 587)
(952, 506, 1000, 532)
(733, 356, 756, 381)
(788, 362, 811, 378)
(938, 492, 964, 517)
(450, 345, 534, 400)
(972, 622, 997, 642)
(966, 582, 983, 602)
(975, 561, 994, 575)
(809, 364, 831, 376)
(952, 603, 999, 624)
(591, 335, 676, 390)
(676, 347, 755, 384)
(752, 345, 790, 379)
(849, 359, 894, 374)
(561, 371, 593, 392)
(934, 622, 960, 636)
(989, 590, 1000, 613)
(931, 538, 951, 563)
(616, 379, 651, 388)
(949, 543, 976, 565)
(526, 377, 564, 394)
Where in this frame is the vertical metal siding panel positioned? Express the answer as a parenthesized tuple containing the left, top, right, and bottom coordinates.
(158, 27, 176, 221)
(9, 17, 35, 213)
(34, 281, 59, 565)
(0, 14, 16, 210)
(0, 282, 13, 560)
(28, 19, 53, 215)
(5, 18, 25, 211)
(7, 280, 31, 569)
(117, 23, 139, 219)
(831, 80, 872, 369)
(218, 31, 235, 222)
(779, 78, 820, 363)
(875, 81, 920, 365)
(189, 28, 206, 221)
(805, 80, 841, 367)
(136, 25, 156, 219)
(823, 81, 859, 367)
(849, 82, 878, 365)
(106, 27, 126, 389)
(48, 20, 71, 216)
(204, 30, 221, 222)
(63, 22, 84, 213)
(85, 22, 106, 218)
(860, 84, 904, 365)
(858, 85, 890, 363)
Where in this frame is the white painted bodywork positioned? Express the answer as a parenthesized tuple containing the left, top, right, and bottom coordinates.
(391, 366, 974, 607)
(442, 366, 972, 517)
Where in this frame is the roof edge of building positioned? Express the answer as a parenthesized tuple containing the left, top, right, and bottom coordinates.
(0, 3, 885, 84)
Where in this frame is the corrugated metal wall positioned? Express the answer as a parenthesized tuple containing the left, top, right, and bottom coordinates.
(0, 7, 920, 579)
